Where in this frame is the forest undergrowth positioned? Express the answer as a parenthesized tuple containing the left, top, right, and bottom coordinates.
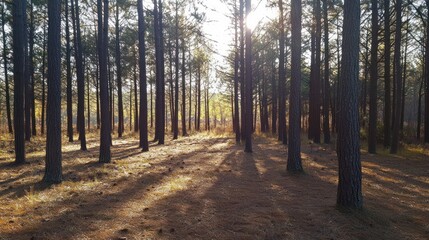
(0, 132, 428, 239)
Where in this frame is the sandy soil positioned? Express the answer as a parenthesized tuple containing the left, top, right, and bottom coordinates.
(0, 133, 428, 239)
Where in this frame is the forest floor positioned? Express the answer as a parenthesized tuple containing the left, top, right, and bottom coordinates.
(0, 132, 428, 240)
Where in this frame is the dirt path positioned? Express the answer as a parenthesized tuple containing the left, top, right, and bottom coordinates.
(0, 134, 428, 239)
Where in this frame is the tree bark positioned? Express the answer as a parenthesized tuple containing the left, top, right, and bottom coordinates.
(138, 0, 148, 151)
(383, 0, 391, 148)
(244, 0, 253, 153)
(65, 0, 73, 142)
(133, 49, 139, 132)
(239, 0, 245, 141)
(12, 0, 26, 164)
(73, 0, 87, 150)
(424, 0, 429, 143)
(234, 0, 240, 142)
(368, 0, 378, 153)
(173, 0, 179, 139)
(287, 0, 303, 172)
(24, 0, 30, 142)
(336, 0, 362, 209)
(278, 0, 286, 143)
(44, 0, 62, 184)
(154, 0, 165, 144)
(390, 0, 402, 154)
(309, 0, 321, 143)
(99, 0, 111, 163)
(2, 3, 12, 134)
(322, 0, 330, 143)
(181, 38, 187, 136)
(115, 1, 124, 138)
(41, 24, 46, 135)
(29, 1, 36, 137)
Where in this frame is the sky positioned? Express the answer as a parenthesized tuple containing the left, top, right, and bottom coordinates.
(202, 0, 273, 67)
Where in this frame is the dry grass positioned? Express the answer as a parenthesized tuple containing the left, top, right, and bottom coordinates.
(0, 132, 428, 239)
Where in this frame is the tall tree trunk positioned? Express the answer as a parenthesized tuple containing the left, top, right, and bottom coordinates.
(278, 0, 286, 143)
(197, 64, 201, 131)
(390, 0, 402, 154)
(206, 87, 210, 131)
(150, 80, 153, 128)
(233, 0, 240, 142)
(287, 0, 303, 171)
(99, 0, 111, 163)
(41, 24, 46, 135)
(44, 0, 62, 184)
(109, 59, 114, 133)
(96, 64, 100, 129)
(65, 0, 73, 142)
(309, 0, 321, 143)
(72, 0, 87, 150)
(86, 61, 91, 131)
(271, 63, 277, 135)
(188, 51, 192, 131)
(424, 0, 429, 143)
(334, 16, 341, 133)
(361, 30, 369, 126)
(154, 0, 165, 144)
(244, 0, 253, 152)
(168, 41, 174, 133)
(2, 3, 12, 134)
(115, 1, 124, 138)
(181, 39, 187, 136)
(138, 0, 148, 151)
(24, 0, 30, 142)
(239, 0, 245, 141)
(159, 0, 166, 144)
(173, 0, 179, 139)
(322, 0, 330, 143)
(336, 0, 362, 209)
(368, 0, 379, 153)
(13, 0, 26, 164)
(29, 1, 36, 136)
(417, 76, 423, 139)
(400, 19, 408, 131)
(133, 49, 139, 132)
(383, 0, 391, 147)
